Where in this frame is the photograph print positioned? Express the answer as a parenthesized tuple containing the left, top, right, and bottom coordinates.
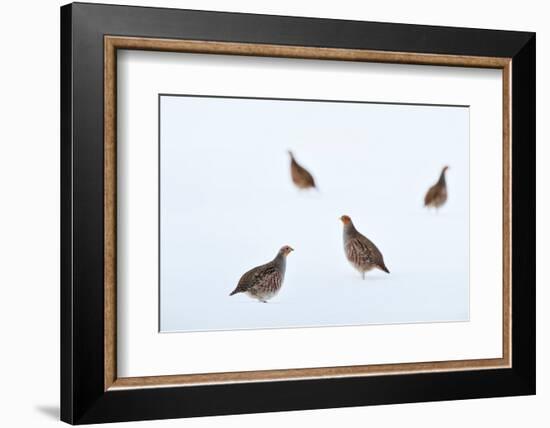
(159, 94, 469, 333)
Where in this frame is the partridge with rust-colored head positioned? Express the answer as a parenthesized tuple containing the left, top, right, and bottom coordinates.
(288, 150, 317, 190)
(229, 246, 294, 303)
(424, 166, 449, 209)
(340, 215, 389, 279)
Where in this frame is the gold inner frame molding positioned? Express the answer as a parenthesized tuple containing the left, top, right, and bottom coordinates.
(104, 35, 512, 391)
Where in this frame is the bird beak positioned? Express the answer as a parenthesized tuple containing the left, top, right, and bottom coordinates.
(289, 247, 294, 252)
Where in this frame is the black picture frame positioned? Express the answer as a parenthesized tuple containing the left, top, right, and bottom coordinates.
(61, 2, 535, 424)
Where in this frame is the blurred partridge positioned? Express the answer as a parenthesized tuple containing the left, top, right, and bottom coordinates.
(288, 150, 317, 190)
(229, 246, 294, 303)
(340, 215, 389, 279)
(424, 166, 449, 209)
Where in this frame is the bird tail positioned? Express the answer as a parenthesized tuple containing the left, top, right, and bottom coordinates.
(229, 288, 240, 296)
(379, 263, 390, 274)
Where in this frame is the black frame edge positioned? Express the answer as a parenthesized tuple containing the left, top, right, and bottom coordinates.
(510, 33, 536, 393)
(71, 1, 533, 57)
(60, 3, 74, 425)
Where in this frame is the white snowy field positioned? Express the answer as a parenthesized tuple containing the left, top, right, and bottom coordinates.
(159, 95, 469, 332)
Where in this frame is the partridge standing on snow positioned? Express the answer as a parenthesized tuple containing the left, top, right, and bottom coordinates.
(288, 150, 317, 190)
(340, 215, 390, 279)
(424, 166, 449, 209)
(229, 246, 294, 303)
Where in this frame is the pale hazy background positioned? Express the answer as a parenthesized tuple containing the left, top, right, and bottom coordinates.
(160, 95, 469, 332)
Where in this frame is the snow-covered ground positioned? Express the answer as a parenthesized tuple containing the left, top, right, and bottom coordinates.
(159, 95, 469, 332)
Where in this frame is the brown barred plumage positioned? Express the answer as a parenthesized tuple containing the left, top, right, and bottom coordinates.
(229, 246, 293, 303)
(288, 150, 317, 190)
(340, 215, 389, 279)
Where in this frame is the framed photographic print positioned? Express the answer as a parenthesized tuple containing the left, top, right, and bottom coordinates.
(60, 2, 536, 424)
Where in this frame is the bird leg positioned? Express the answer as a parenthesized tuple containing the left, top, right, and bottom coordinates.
(362, 272, 365, 280)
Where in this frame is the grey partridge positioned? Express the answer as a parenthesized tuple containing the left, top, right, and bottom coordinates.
(340, 215, 389, 279)
(288, 150, 317, 190)
(229, 246, 294, 303)
(424, 166, 449, 209)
